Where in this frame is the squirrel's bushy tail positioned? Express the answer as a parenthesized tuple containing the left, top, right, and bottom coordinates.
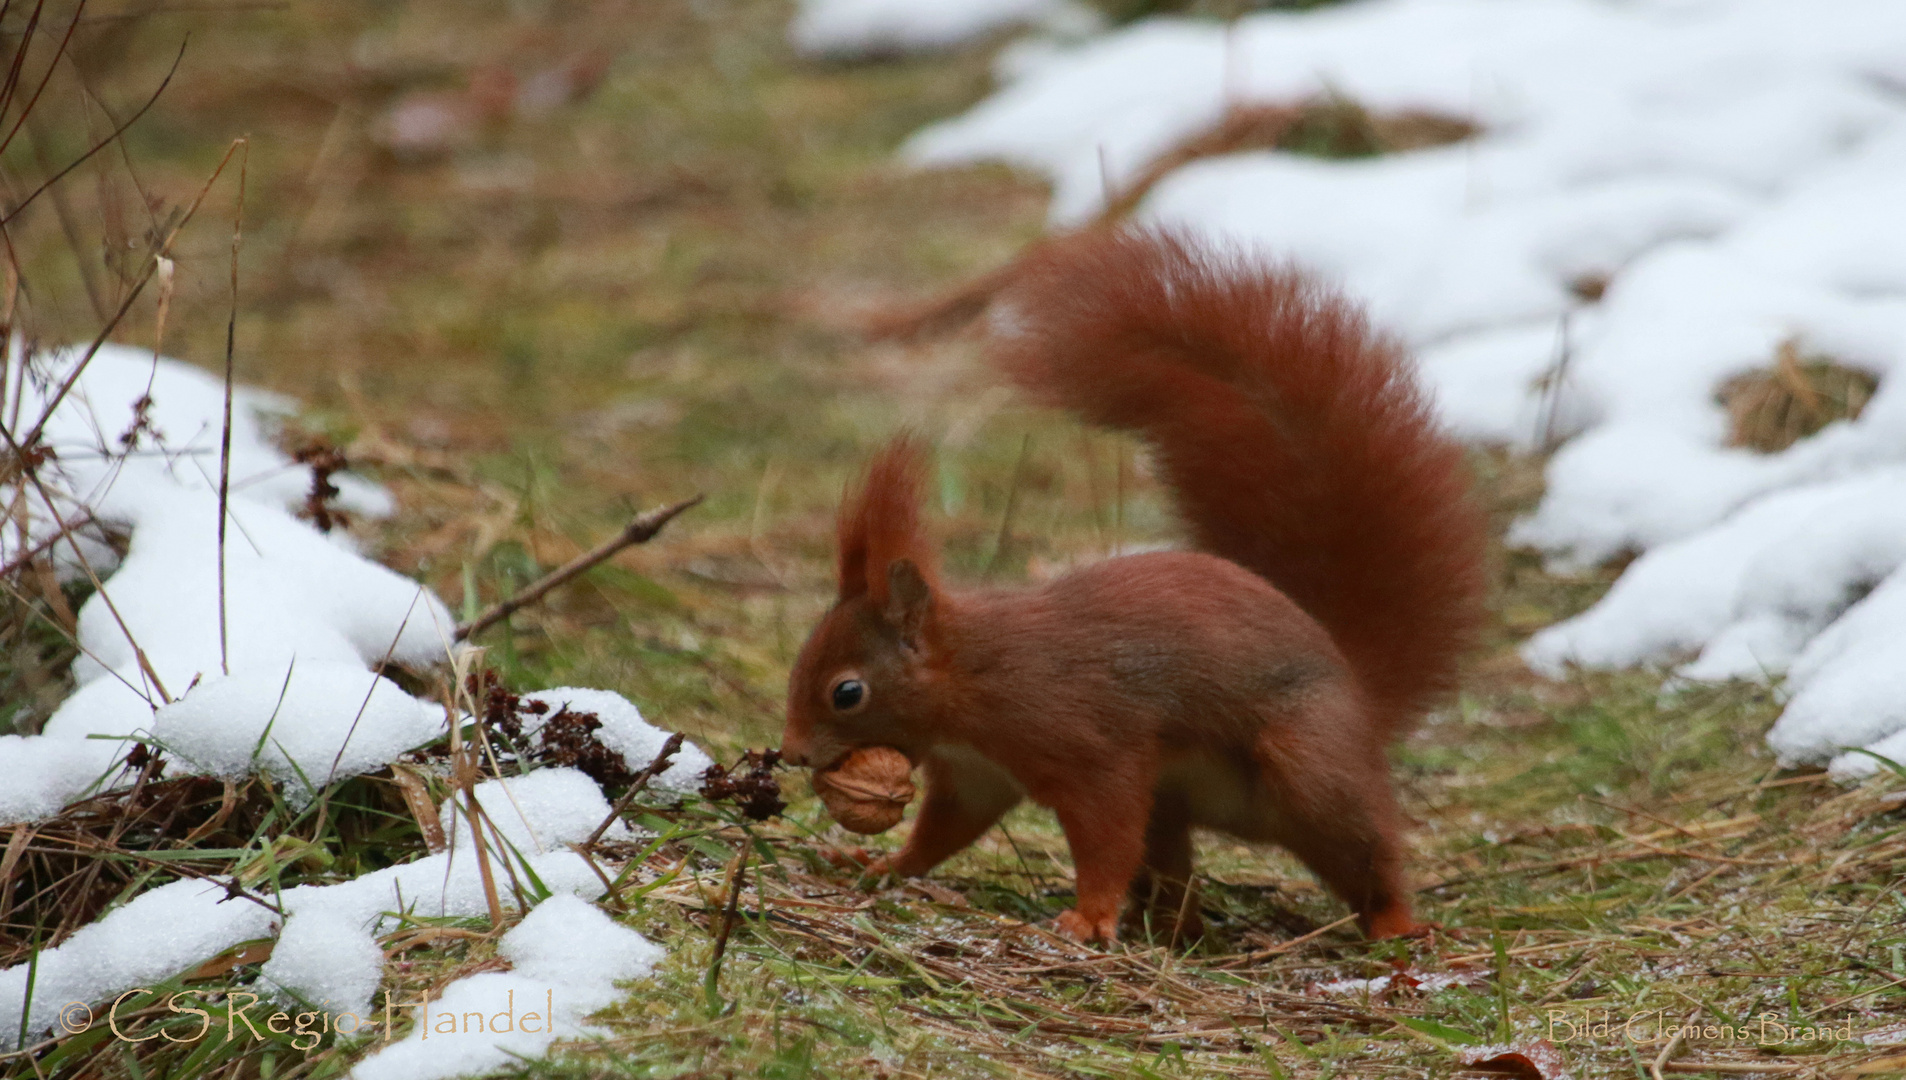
(990, 226, 1488, 735)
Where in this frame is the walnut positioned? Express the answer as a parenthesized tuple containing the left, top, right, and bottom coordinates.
(811, 746, 914, 835)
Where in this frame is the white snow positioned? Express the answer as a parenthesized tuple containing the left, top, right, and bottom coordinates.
(1, 345, 712, 1074)
(441, 766, 632, 856)
(0, 343, 453, 821)
(348, 895, 663, 1080)
(154, 663, 447, 798)
(518, 687, 714, 796)
(790, 0, 1097, 59)
(901, 0, 1906, 779)
(3, 768, 636, 1036)
(260, 905, 387, 1019)
(0, 876, 279, 1039)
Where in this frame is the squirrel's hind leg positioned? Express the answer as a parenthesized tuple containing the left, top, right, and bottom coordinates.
(1252, 713, 1420, 939)
(1125, 791, 1203, 946)
(1050, 766, 1157, 944)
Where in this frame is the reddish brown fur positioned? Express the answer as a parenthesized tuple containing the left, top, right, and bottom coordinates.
(997, 227, 1488, 731)
(781, 227, 1488, 945)
(835, 435, 939, 610)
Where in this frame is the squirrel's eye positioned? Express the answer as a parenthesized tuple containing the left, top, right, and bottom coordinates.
(830, 678, 866, 712)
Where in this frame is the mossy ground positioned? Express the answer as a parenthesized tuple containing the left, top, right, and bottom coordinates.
(2, 1, 1903, 1077)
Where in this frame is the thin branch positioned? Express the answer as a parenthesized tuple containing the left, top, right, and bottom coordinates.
(0, 509, 97, 579)
(0, 34, 184, 229)
(0, 0, 86, 160)
(454, 494, 703, 641)
(584, 732, 684, 847)
(17, 128, 240, 452)
(0, 0, 46, 124)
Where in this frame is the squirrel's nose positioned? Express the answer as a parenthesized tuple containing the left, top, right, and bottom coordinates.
(779, 731, 812, 768)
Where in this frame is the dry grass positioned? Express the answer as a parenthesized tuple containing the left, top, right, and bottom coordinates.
(1720, 341, 1878, 454)
(2, 1, 1904, 1079)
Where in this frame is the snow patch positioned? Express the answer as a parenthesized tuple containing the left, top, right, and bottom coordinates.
(518, 687, 714, 796)
(0, 344, 451, 822)
(790, 0, 1097, 59)
(903, 0, 1906, 774)
(348, 895, 663, 1080)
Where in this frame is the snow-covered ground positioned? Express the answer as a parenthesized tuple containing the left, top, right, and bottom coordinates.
(894, 0, 1906, 778)
(789, 0, 1098, 59)
(0, 343, 710, 1064)
(0, 343, 447, 821)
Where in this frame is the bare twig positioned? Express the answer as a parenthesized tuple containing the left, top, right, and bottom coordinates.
(0, 0, 86, 161)
(0, 510, 96, 579)
(584, 731, 684, 847)
(0, 1, 50, 124)
(1211, 913, 1359, 968)
(0, 34, 184, 231)
(454, 494, 703, 641)
(17, 130, 242, 456)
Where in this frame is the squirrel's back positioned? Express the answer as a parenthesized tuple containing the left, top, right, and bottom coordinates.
(989, 226, 1488, 735)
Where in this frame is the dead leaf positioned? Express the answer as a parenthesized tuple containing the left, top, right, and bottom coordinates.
(1456, 1040, 1573, 1080)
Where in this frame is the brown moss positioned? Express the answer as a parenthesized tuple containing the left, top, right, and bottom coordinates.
(1719, 339, 1877, 453)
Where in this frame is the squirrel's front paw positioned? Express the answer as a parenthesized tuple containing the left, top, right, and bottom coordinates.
(822, 847, 880, 871)
(1054, 907, 1119, 945)
(1363, 903, 1434, 941)
(823, 847, 899, 887)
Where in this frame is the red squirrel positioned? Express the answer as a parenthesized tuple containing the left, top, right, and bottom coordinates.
(779, 226, 1489, 944)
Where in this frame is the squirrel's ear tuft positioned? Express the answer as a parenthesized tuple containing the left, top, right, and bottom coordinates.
(837, 435, 938, 605)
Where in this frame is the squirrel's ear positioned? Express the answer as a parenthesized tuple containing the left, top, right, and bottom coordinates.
(837, 435, 935, 604)
(884, 558, 935, 650)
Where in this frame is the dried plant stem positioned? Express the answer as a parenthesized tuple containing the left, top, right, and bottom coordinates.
(0, 423, 169, 702)
(0, 34, 183, 233)
(1656, 1064, 1805, 1076)
(704, 843, 749, 1010)
(458, 749, 507, 929)
(0, 576, 160, 708)
(983, 435, 1032, 578)
(1650, 1012, 1695, 1080)
(18, 131, 243, 451)
(454, 494, 703, 641)
(0, 511, 96, 579)
(1211, 913, 1359, 969)
(0, 0, 87, 161)
(216, 139, 248, 677)
(584, 732, 683, 847)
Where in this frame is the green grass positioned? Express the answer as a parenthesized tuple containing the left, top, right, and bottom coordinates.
(2, 0, 1904, 1077)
